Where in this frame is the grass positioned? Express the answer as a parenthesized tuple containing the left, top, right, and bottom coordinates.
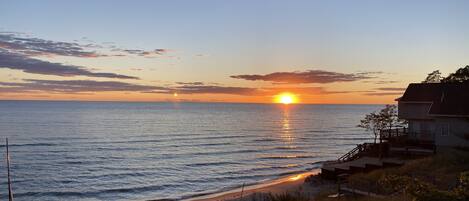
(316, 149, 469, 201)
(243, 149, 469, 201)
(348, 149, 469, 193)
(241, 192, 310, 201)
(313, 187, 410, 201)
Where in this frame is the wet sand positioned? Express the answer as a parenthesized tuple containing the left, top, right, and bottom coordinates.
(184, 169, 324, 201)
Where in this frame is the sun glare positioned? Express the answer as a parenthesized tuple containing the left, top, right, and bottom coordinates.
(275, 93, 298, 104)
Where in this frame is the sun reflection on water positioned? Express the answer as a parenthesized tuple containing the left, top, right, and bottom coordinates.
(288, 174, 303, 181)
(280, 106, 295, 142)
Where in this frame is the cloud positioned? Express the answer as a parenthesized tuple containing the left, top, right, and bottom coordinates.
(119, 48, 169, 57)
(363, 92, 404, 96)
(366, 80, 399, 84)
(230, 70, 380, 84)
(375, 87, 406, 91)
(1, 79, 374, 97)
(0, 33, 101, 57)
(362, 87, 406, 96)
(262, 87, 337, 95)
(146, 84, 261, 96)
(0, 50, 138, 79)
(0, 80, 264, 96)
(175, 82, 205, 85)
(175, 85, 260, 95)
(0, 79, 164, 93)
(0, 32, 171, 59)
(147, 83, 368, 96)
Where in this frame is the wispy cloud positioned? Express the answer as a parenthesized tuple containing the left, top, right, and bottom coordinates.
(230, 70, 380, 84)
(119, 49, 169, 57)
(0, 33, 101, 57)
(146, 84, 261, 96)
(375, 87, 406, 91)
(0, 78, 374, 97)
(148, 83, 368, 96)
(366, 80, 399, 84)
(0, 79, 163, 93)
(261, 87, 350, 95)
(362, 87, 406, 96)
(363, 92, 404, 96)
(0, 50, 138, 79)
(0, 32, 172, 59)
(175, 82, 205, 85)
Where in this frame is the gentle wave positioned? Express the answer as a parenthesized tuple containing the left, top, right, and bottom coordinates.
(260, 155, 316, 159)
(185, 161, 243, 167)
(0, 102, 381, 200)
(0, 143, 58, 147)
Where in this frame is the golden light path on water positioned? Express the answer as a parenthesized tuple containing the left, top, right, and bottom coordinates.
(282, 108, 293, 142)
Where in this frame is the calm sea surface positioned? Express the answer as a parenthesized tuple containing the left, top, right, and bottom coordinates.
(0, 101, 382, 201)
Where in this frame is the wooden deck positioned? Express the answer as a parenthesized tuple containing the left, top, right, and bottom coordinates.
(390, 146, 435, 155)
(320, 126, 435, 180)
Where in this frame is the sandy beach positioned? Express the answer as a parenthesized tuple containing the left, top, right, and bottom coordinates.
(184, 169, 326, 201)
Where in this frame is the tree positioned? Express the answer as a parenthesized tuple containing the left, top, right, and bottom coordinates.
(423, 70, 442, 83)
(442, 65, 469, 83)
(358, 105, 404, 143)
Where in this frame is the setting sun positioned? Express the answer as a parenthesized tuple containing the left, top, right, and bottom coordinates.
(275, 93, 298, 104)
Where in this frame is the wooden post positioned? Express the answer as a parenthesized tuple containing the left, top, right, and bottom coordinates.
(6, 138, 13, 201)
(379, 133, 383, 159)
(337, 176, 341, 200)
(240, 182, 245, 200)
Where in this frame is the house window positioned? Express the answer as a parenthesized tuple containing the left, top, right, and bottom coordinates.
(441, 123, 450, 136)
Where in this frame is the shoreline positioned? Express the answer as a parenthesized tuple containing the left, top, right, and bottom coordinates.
(181, 169, 322, 201)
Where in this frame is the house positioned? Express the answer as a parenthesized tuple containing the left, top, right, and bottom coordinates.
(397, 83, 469, 149)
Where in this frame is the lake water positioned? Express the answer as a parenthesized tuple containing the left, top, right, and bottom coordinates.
(0, 101, 382, 200)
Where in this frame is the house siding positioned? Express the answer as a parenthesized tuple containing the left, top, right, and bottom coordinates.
(397, 83, 469, 149)
(407, 120, 436, 141)
(433, 118, 469, 147)
(398, 102, 469, 148)
(398, 102, 432, 120)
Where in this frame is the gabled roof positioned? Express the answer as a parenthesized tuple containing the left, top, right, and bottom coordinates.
(399, 83, 469, 116)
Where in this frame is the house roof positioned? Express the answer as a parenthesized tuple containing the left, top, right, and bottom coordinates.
(399, 83, 469, 116)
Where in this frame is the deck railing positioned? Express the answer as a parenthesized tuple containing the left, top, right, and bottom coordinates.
(380, 127, 408, 140)
(338, 143, 376, 162)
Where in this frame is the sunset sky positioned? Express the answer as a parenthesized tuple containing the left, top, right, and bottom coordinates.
(1, 0, 469, 104)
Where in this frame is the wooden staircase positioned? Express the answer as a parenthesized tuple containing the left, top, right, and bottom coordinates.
(337, 143, 376, 162)
(321, 157, 404, 180)
(320, 127, 411, 180)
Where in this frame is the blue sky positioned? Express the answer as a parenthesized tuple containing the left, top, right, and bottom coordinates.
(1, 0, 469, 103)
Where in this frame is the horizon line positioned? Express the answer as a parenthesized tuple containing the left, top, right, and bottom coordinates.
(0, 99, 394, 105)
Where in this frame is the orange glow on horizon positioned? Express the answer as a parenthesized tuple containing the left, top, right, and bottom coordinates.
(0, 90, 398, 104)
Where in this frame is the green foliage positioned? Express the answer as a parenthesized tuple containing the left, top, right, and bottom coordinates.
(422, 70, 442, 83)
(265, 193, 310, 201)
(460, 171, 469, 189)
(314, 186, 409, 201)
(347, 150, 469, 201)
(442, 65, 469, 83)
(246, 193, 310, 201)
(379, 174, 469, 201)
(348, 150, 469, 192)
(357, 105, 404, 143)
(453, 171, 469, 198)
